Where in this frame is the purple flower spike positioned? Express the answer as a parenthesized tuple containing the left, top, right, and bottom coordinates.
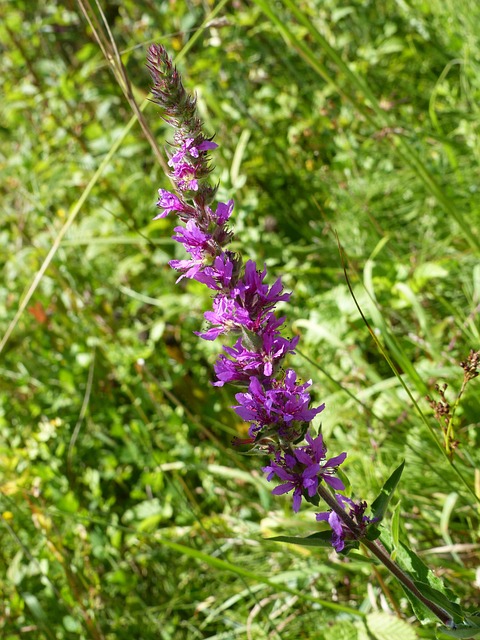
(148, 45, 353, 534)
(147, 45, 217, 199)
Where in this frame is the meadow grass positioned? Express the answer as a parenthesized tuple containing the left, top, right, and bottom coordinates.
(1, 1, 479, 639)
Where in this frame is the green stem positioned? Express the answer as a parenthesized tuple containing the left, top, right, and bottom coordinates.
(445, 374, 470, 458)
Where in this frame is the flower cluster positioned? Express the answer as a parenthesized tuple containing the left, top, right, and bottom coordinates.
(147, 44, 369, 550)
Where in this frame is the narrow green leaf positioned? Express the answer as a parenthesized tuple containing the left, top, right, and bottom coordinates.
(269, 532, 360, 554)
(269, 532, 333, 548)
(22, 592, 48, 622)
(371, 461, 405, 523)
(390, 501, 401, 561)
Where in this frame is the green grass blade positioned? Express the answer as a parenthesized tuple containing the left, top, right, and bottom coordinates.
(155, 537, 366, 617)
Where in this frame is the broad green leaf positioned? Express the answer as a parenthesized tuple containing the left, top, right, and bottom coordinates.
(366, 611, 418, 640)
(413, 582, 464, 624)
(323, 620, 359, 640)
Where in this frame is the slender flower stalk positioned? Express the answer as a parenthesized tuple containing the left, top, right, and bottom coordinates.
(147, 44, 456, 628)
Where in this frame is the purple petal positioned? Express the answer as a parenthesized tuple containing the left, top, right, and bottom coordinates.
(325, 452, 347, 467)
(292, 491, 302, 513)
(302, 463, 321, 479)
(328, 512, 344, 537)
(272, 482, 295, 496)
(197, 140, 218, 152)
(315, 511, 329, 522)
(324, 475, 345, 491)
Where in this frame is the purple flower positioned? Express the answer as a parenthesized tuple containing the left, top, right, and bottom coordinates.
(210, 199, 234, 225)
(317, 510, 346, 552)
(316, 495, 374, 552)
(207, 201, 235, 250)
(171, 162, 199, 191)
(196, 253, 238, 291)
(196, 296, 252, 340)
(262, 432, 346, 512)
(232, 261, 291, 327)
(233, 376, 274, 424)
(169, 252, 237, 290)
(154, 189, 191, 219)
(213, 346, 253, 386)
(259, 327, 299, 377)
(172, 220, 213, 258)
(196, 139, 218, 154)
(169, 257, 205, 282)
(168, 137, 218, 168)
(263, 452, 320, 513)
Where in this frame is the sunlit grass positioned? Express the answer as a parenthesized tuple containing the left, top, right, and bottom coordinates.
(1, 1, 479, 638)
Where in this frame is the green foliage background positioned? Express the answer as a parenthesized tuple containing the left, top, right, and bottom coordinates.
(0, 1, 479, 638)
